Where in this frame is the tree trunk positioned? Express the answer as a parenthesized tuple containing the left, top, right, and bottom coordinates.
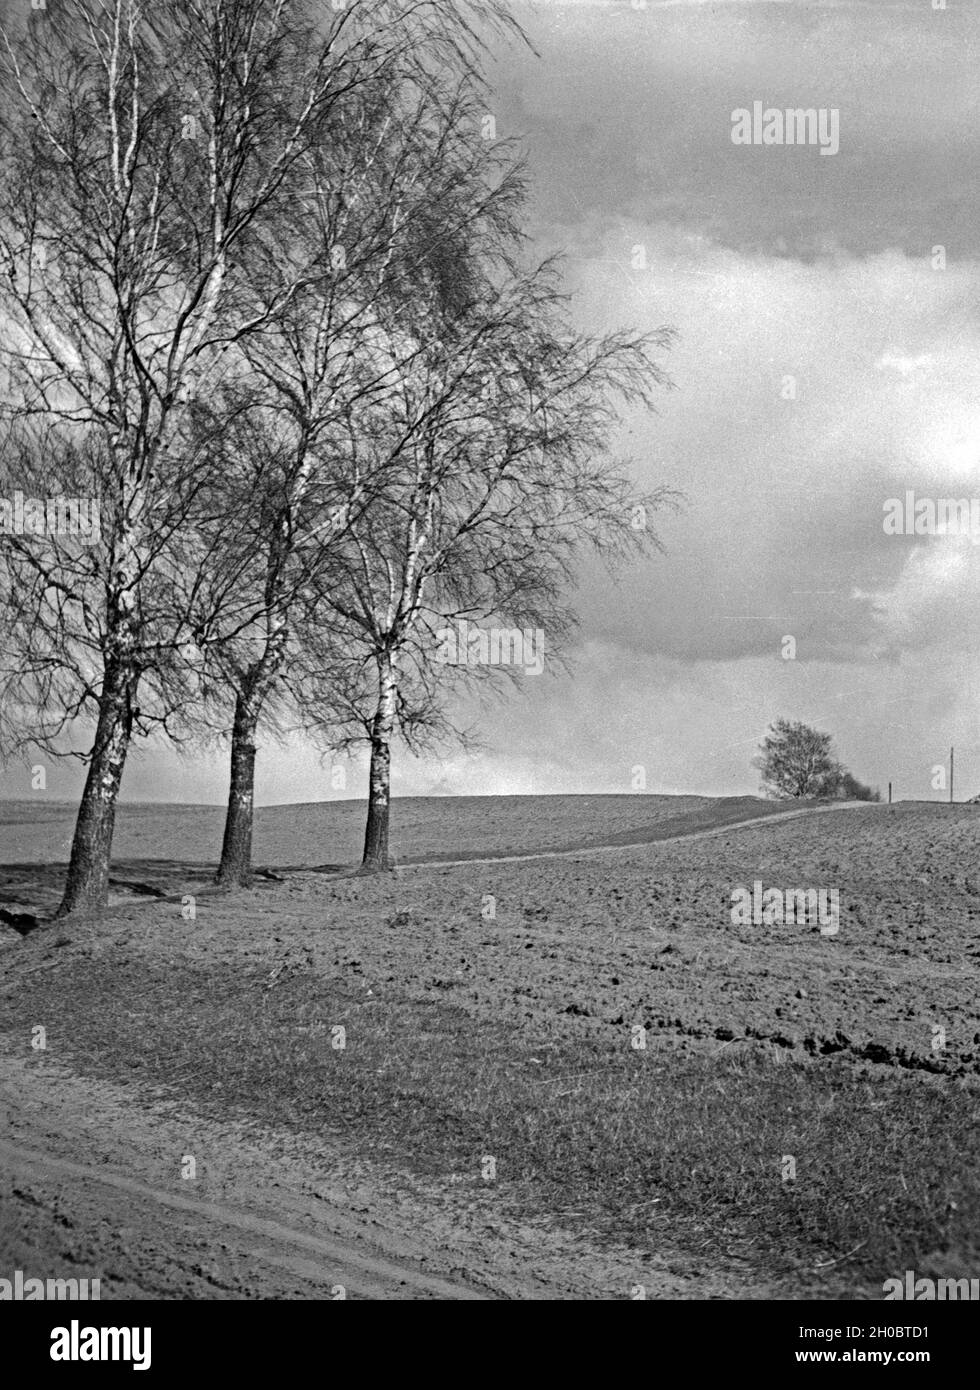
(216, 691, 259, 888)
(361, 734, 392, 871)
(56, 663, 135, 918)
(360, 660, 397, 873)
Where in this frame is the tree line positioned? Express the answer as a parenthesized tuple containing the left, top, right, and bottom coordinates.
(0, 0, 675, 915)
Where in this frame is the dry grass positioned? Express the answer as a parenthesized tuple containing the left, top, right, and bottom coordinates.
(2, 795, 978, 1297)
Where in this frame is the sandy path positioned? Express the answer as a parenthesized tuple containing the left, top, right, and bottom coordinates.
(0, 803, 870, 1298)
(0, 1139, 486, 1300)
(0, 1054, 763, 1300)
(387, 799, 876, 873)
(0, 1055, 496, 1299)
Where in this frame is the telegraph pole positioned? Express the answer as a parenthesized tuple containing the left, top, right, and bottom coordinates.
(950, 746, 954, 804)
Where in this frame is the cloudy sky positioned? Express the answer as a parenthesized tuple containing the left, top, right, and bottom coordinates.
(8, 0, 980, 805)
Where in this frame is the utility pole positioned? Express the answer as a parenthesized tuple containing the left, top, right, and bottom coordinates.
(888, 781, 892, 804)
(950, 746, 954, 804)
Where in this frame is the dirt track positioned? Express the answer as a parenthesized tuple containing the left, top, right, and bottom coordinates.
(0, 1074, 485, 1299)
(1, 798, 844, 1301)
(3, 797, 964, 1300)
(0, 1053, 765, 1300)
(393, 798, 873, 871)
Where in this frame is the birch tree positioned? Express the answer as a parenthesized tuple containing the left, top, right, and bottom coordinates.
(297, 262, 676, 871)
(180, 42, 528, 887)
(0, 0, 516, 915)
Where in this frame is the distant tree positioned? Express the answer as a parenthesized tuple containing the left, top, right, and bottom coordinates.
(753, 720, 880, 801)
(835, 770, 882, 803)
(753, 719, 842, 800)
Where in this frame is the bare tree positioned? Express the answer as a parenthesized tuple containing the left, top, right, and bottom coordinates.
(0, 0, 517, 915)
(753, 719, 842, 799)
(752, 719, 881, 802)
(296, 261, 676, 871)
(182, 50, 530, 887)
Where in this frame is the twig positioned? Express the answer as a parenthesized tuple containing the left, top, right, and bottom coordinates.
(813, 1239, 868, 1271)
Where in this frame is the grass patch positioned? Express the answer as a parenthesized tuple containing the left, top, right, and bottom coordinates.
(4, 951, 978, 1296)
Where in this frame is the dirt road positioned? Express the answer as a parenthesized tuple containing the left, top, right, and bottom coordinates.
(393, 799, 874, 872)
(0, 801, 882, 1300)
(0, 1053, 767, 1300)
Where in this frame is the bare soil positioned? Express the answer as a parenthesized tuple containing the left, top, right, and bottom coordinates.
(1, 795, 978, 1299)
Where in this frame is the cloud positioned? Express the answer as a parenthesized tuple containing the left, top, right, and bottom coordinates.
(17, 0, 980, 811)
(555, 226, 980, 671)
(875, 353, 935, 377)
